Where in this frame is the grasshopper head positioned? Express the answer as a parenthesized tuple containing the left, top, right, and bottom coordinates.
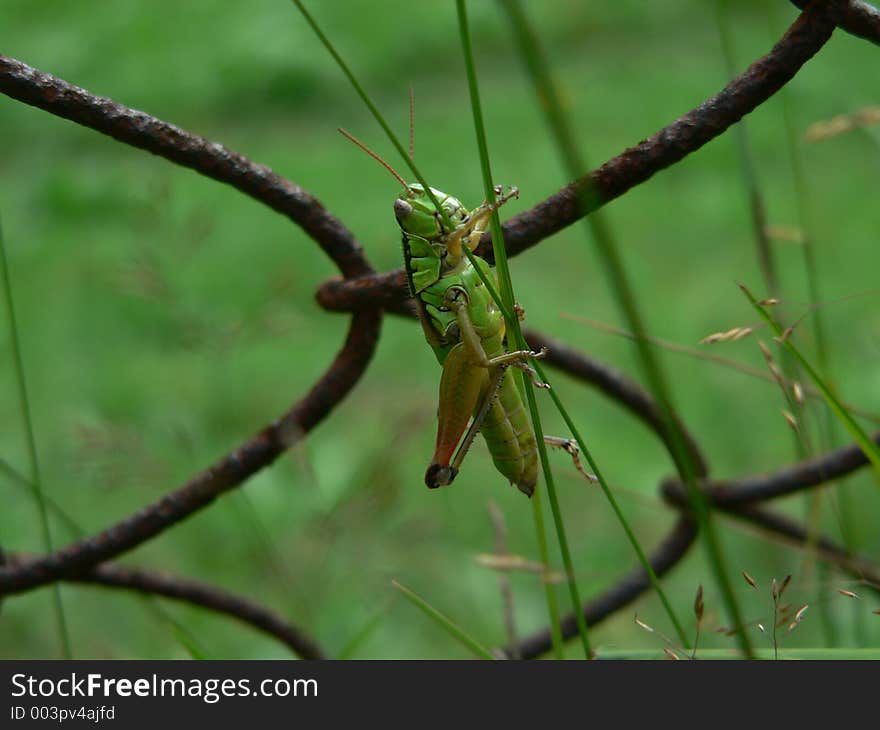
(394, 184, 468, 243)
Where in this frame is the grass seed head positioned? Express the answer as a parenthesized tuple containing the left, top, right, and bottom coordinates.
(805, 106, 880, 142)
(774, 326, 794, 344)
(787, 604, 808, 632)
(763, 225, 805, 243)
(700, 326, 753, 345)
(768, 362, 784, 383)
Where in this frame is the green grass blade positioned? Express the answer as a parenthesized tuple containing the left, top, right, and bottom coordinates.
(391, 579, 495, 660)
(0, 459, 219, 657)
(528, 479, 564, 659)
(290, 0, 452, 230)
(0, 458, 84, 539)
(456, 0, 591, 659)
(715, 0, 778, 295)
(764, 0, 850, 645)
(337, 603, 391, 660)
(456, 247, 566, 658)
(461, 196, 689, 646)
(292, 0, 571, 657)
(596, 647, 880, 660)
(144, 599, 212, 660)
(717, 0, 839, 643)
(742, 283, 880, 481)
(533, 359, 690, 648)
(292, 0, 567, 657)
(0, 214, 72, 658)
(563, 312, 880, 426)
(499, 0, 752, 657)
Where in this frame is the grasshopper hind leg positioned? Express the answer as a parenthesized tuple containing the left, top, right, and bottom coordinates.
(543, 436, 597, 484)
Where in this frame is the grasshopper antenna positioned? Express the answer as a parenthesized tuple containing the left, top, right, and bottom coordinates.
(338, 127, 409, 191)
(409, 84, 415, 160)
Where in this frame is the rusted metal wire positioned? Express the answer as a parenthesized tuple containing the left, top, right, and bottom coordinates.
(661, 430, 880, 507)
(716, 505, 880, 595)
(508, 495, 880, 658)
(523, 329, 709, 479)
(1, 0, 877, 658)
(0, 54, 371, 280)
(790, 0, 880, 46)
(0, 309, 380, 596)
(0, 51, 384, 649)
(3, 554, 327, 659)
(505, 516, 699, 659)
(315, 0, 840, 313)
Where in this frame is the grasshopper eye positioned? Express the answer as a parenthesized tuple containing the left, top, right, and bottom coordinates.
(394, 199, 413, 221)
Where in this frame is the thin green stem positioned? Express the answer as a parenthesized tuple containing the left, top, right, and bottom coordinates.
(0, 215, 72, 658)
(500, 0, 748, 654)
(291, 0, 571, 655)
(595, 647, 880, 660)
(765, 0, 848, 645)
(392, 580, 495, 660)
(742, 283, 880, 482)
(715, 0, 778, 296)
(460, 246, 563, 658)
(0, 458, 83, 538)
(0, 458, 215, 658)
(457, 0, 591, 658)
(534, 359, 690, 648)
(528, 480, 565, 658)
(290, 0, 453, 231)
(337, 603, 391, 660)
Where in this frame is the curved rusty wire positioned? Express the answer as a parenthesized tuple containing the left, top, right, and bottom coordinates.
(1, 0, 878, 658)
(0, 308, 380, 596)
(660, 430, 880, 507)
(0, 54, 371, 280)
(790, 0, 880, 46)
(0, 51, 382, 649)
(316, 0, 841, 313)
(715, 505, 880, 595)
(3, 553, 327, 659)
(523, 329, 709, 478)
(505, 516, 699, 659)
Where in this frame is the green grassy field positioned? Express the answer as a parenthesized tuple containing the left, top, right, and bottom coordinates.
(2, 1, 878, 658)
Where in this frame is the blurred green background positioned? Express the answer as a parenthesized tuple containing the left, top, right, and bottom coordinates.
(1, 0, 878, 659)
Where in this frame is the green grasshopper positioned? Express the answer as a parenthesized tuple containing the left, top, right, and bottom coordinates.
(395, 183, 545, 497)
(344, 132, 585, 497)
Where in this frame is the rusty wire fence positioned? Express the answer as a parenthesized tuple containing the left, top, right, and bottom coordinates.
(1, 1, 879, 659)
